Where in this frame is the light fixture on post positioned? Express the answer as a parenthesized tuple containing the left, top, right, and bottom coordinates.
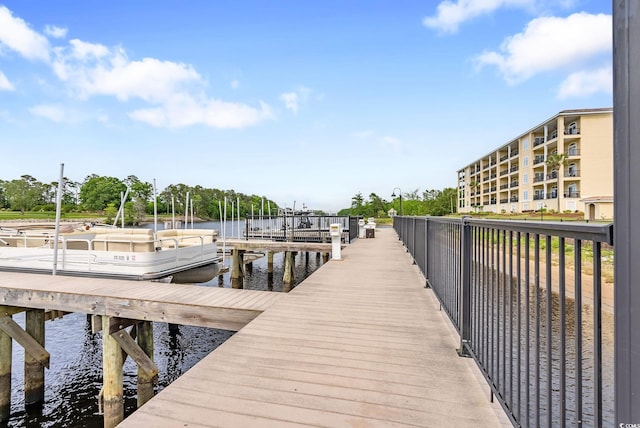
(391, 187, 403, 216)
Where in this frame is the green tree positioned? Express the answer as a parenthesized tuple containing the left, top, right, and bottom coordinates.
(79, 175, 127, 211)
(0, 180, 8, 209)
(4, 175, 45, 214)
(545, 153, 569, 212)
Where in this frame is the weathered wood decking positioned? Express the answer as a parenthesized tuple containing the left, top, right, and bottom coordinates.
(119, 227, 510, 427)
(0, 273, 281, 331)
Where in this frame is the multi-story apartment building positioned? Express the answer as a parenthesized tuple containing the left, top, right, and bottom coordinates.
(457, 108, 613, 220)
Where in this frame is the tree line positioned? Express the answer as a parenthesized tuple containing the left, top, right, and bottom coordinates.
(339, 188, 458, 217)
(0, 174, 279, 224)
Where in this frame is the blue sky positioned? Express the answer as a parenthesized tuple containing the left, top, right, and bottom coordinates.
(0, 1, 612, 212)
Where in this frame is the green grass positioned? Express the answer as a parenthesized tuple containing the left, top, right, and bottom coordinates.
(0, 210, 102, 221)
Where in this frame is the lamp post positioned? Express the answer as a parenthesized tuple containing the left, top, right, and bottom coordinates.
(391, 187, 403, 216)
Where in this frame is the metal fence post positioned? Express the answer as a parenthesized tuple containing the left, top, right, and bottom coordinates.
(458, 216, 472, 357)
(614, 1, 640, 424)
(424, 217, 430, 287)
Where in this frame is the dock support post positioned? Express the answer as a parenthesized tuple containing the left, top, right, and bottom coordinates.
(0, 326, 11, 422)
(231, 248, 244, 289)
(267, 251, 274, 281)
(25, 309, 45, 406)
(322, 252, 329, 263)
(102, 316, 123, 428)
(136, 321, 154, 408)
(283, 251, 295, 290)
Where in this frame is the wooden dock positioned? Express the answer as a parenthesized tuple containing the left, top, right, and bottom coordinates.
(119, 227, 510, 427)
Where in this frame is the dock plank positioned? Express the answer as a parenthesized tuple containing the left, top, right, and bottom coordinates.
(119, 227, 510, 427)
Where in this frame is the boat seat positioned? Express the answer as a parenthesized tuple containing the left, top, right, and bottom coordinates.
(92, 234, 155, 252)
(156, 229, 217, 248)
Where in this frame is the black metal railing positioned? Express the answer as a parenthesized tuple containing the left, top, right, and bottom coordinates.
(244, 215, 355, 243)
(393, 216, 614, 427)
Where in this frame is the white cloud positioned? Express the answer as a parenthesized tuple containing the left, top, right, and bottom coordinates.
(29, 104, 67, 122)
(231, 79, 240, 89)
(129, 96, 275, 129)
(557, 65, 612, 99)
(50, 39, 274, 128)
(0, 71, 14, 90)
(44, 25, 67, 39)
(280, 86, 312, 114)
(474, 12, 612, 83)
(423, 0, 534, 34)
(0, 6, 274, 129)
(280, 92, 299, 114)
(0, 6, 50, 61)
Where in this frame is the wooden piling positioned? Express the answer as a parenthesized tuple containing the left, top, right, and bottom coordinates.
(136, 321, 154, 408)
(102, 316, 124, 428)
(24, 309, 45, 406)
(283, 251, 295, 289)
(322, 252, 329, 263)
(231, 248, 244, 289)
(267, 251, 274, 281)
(0, 326, 11, 422)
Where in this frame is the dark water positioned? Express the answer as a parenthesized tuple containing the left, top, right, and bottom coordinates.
(5, 222, 325, 427)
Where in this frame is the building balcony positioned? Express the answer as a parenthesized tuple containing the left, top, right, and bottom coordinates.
(564, 191, 580, 198)
(546, 171, 558, 180)
(547, 192, 558, 200)
(510, 166, 519, 173)
(565, 169, 580, 178)
(500, 198, 509, 204)
(565, 127, 580, 135)
(511, 149, 519, 157)
(499, 154, 509, 162)
(533, 175, 545, 183)
(500, 183, 509, 190)
(533, 194, 545, 200)
(547, 130, 558, 141)
(490, 187, 497, 192)
(500, 169, 509, 176)
(510, 197, 519, 202)
(510, 181, 519, 188)
(533, 137, 545, 147)
(566, 148, 580, 156)
(533, 156, 545, 165)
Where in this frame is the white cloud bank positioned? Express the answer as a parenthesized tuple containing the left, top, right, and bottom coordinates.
(423, 0, 535, 34)
(0, 5, 274, 129)
(474, 12, 611, 83)
(0, 70, 14, 90)
(0, 6, 50, 61)
(557, 65, 612, 99)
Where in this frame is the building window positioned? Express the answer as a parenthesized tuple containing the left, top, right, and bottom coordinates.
(523, 190, 529, 201)
(523, 202, 530, 210)
(522, 137, 529, 150)
(523, 156, 529, 167)
(523, 173, 529, 184)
